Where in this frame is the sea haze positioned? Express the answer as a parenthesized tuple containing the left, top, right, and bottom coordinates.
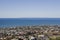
(0, 18, 60, 27)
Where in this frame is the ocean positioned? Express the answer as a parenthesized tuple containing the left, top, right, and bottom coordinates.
(0, 18, 60, 27)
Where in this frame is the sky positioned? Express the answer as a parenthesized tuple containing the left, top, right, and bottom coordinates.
(0, 0, 60, 18)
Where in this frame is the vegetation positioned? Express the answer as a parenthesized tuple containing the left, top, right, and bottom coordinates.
(49, 37, 60, 40)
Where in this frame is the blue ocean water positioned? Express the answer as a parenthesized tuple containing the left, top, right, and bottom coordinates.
(0, 18, 60, 27)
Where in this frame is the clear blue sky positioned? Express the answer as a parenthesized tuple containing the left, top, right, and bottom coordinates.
(0, 0, 60, 18)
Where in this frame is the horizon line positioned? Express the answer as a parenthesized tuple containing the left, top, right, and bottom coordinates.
(0, 17, 60, 18)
